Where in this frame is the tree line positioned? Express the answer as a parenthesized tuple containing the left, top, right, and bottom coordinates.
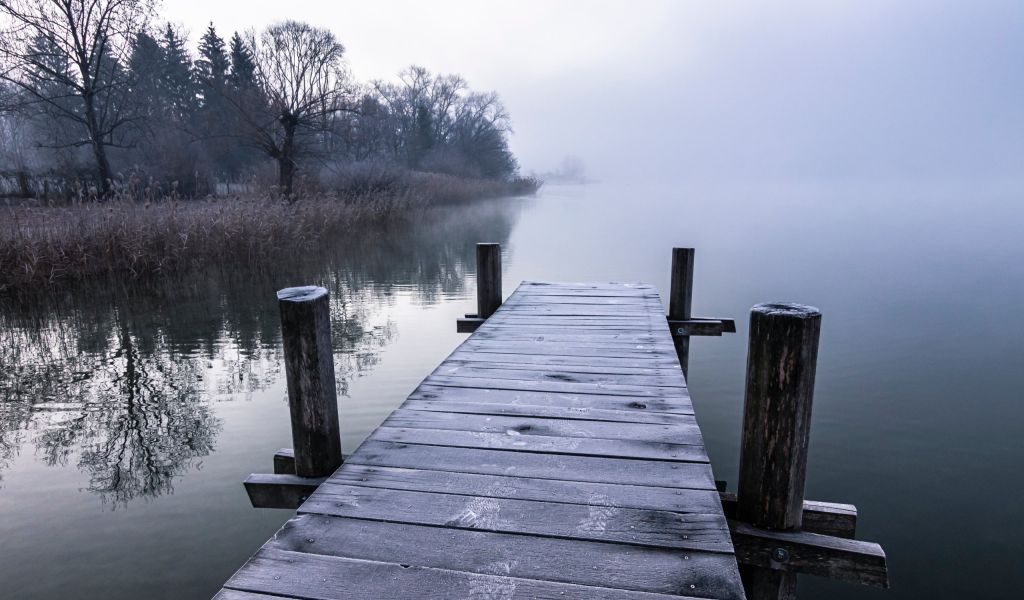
(0, 0, 520, 198)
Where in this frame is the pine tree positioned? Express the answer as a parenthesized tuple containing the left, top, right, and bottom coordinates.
(228, 32, 256, 87)
(195, 23, 229, 88)
(128, 31, 164, 119)
(160, 24, 197, 122)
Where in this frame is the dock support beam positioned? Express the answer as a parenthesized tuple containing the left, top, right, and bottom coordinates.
(277, 286, 343, 478)
(737, 303, 821, 599)
(476, 242, 502, 319)
(457, 243, 502, 332)
(668, 248, 695, 377)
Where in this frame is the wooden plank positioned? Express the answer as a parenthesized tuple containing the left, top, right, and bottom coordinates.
(328, 464, 724, 513)
(720, 492, 857, 538)
(431, 365, 686, 388)
(469, 332, 669, 345)
(423, 375, 685, 398)
(442, 357, 683, 377)
(371, 426, 709, 462)
(456, 316, 484, 332)
(300, 483, 732, 552)
(264, 517, 745, 598)
(226, 547, 715, 600)
(243, 473, 326, 509)
(411, 384, 694, 415)
(447, 351, 680, 369)
(347, 440, 717, 490)
(383, 409, 701, 444)
(401, 399, 694, 424)
(214, 589, 293, 600)
(729, 520, 889, 588)
(464, 334, 675, 350)
(460, 341, 678, 359)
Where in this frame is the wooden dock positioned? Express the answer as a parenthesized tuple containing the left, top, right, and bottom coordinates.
(218, 281, 746, 599)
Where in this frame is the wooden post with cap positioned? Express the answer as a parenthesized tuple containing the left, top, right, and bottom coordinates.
(737, 302, 821, 599)
(277, 285, 343, 478)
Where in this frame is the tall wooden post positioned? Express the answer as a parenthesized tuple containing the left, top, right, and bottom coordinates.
(476, 243, 502, 319)
(669, 248, 695, 377)
(737, 303, 822, 599)
(277, 286, 343, 478)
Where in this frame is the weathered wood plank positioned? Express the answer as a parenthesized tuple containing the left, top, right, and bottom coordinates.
(401, 398, 694, 424)
(265, 517, 745, 598)
(243, 473, 326, 509)
(720, 492, 857, 538)
(411, 385, 694, 415)
(460, 341, 678, 359)
(372, 426, 709, 462)
(227, 547, 718, 600)
(300, 483, 732, 552)
(729, 520, 889, 588)
(422, 375, 685, 398)
(446, 351, 680, 369)
(442, 357, 683, 376)
(383, 409, 700, 444)
(328, 464, 724, 513)
(430, 364, 687, 388)
(214, 589, 293, 600)
(347, 440, 717, 490)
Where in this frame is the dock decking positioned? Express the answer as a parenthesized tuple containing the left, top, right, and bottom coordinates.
(217, 281, 745, 599)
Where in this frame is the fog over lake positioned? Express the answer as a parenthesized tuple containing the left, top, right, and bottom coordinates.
(2, 2, 1022, 599)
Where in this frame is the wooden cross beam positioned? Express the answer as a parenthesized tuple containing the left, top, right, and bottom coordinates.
(668, 317, 737, 337)
(668, 248, 736, 377)
(244, 448, 330, 509)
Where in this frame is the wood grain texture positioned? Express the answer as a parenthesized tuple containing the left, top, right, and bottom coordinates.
(737, 303, 821, 531)
(476, 243, 502, 319)
(219, 281, 743, 599)
(277, 286, 343, 477)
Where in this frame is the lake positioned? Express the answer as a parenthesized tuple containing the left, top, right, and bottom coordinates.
(1, 180, 1021, 599)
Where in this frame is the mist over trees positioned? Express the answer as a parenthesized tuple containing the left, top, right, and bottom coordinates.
(0, 5, 521, 199)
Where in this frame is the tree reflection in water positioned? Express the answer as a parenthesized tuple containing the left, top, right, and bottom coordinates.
(0, 199, 520, 506)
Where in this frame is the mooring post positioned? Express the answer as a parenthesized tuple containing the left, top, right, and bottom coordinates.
(668, 247, 695, 377)
(476, 243, 502, 319)
(277, 286, 343, 478)
(736, 303, 822, 599)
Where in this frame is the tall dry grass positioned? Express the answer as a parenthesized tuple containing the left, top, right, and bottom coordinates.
(0, 193, 414, 291)
(0, 167, 541, 292)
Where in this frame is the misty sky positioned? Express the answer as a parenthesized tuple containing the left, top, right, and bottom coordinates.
(165, 1, 1024, 183)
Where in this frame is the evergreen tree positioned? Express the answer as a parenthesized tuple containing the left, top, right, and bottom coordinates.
(228, 32, 256, 87)
(195, 23, 229, 89)
(160, 24, 197, 122)
(128, 31, 164, 119)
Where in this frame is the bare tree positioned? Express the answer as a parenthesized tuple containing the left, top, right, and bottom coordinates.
(0, 0, 154, 197)
(241, 20, 350, 195)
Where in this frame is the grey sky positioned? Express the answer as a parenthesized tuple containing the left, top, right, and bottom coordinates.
(164, 1, 1023, 182)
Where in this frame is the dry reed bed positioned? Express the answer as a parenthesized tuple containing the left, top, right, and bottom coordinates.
(0, 194, 413, 291)
(0, 172, 540, 292)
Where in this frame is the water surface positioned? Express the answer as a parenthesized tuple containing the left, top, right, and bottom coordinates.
(1, 181, 1021, 598)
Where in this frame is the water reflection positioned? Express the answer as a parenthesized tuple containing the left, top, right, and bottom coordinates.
(0, 199, 521, 506)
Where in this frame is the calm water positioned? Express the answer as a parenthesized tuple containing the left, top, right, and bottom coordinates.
(1, 181, 1021, 598)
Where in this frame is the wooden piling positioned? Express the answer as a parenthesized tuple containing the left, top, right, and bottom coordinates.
(277, 286, 343, 478)
(669, 248, 695, 377)
(737, 302, 822, 599)
(476, 243, 502, 319)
